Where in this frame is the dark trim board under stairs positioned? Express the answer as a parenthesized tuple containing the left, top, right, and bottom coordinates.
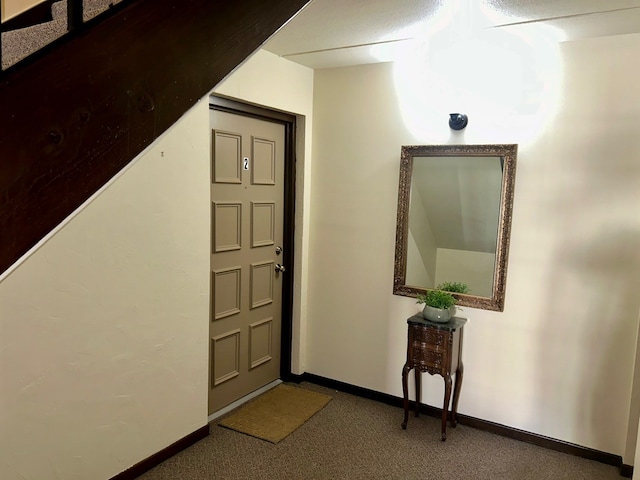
(0, 0, 310, 275)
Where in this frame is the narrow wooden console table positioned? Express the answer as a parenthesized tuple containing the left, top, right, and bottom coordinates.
(401, 314, 467, 441)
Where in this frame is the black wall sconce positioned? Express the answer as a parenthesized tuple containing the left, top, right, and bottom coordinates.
(449, 113, 468, 130)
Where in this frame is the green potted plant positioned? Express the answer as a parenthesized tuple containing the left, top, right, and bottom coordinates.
(437, 282, 469, 295)
(416, 282, 468, 323)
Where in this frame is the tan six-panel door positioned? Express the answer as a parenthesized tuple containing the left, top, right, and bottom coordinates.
(209, 110, 284, 414)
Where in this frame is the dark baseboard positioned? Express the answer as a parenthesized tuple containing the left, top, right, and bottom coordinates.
(106, 376, 634, 479)
(301, 373, 629, 476)
(109, 424, 209, 480)
(284, 372, 307, 384)
(302, 373, 404, 408)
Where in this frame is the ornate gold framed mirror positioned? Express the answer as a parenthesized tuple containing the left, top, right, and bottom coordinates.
(393, 144, 517, 311)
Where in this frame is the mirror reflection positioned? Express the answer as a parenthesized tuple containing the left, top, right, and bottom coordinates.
(407, 155, 502, 297)
(393, 145, 517, 311)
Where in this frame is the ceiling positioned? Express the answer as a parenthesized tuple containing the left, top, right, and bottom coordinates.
(264, 0, 640, 69)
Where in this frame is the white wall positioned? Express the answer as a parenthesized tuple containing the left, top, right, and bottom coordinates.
(0, 102, 211, 480)
(0, 49, 313, 480)
(308, 33, 640, 456)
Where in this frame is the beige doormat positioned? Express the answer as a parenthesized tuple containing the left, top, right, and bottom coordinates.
(218, 384, 332, 443)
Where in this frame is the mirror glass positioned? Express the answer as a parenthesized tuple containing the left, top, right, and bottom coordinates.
(393, 145, 517, 311)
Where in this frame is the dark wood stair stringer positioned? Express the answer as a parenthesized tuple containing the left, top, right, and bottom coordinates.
(0, 0, 310, 275)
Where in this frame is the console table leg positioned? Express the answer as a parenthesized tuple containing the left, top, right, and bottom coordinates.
(442, 374, 452, 441)
(401, 364, 410, 429)
(451, 362, 464, 428)
(414, 368, 421, 418)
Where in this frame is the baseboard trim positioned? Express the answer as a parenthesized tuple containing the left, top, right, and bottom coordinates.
(109, 424, 209, 480)
(301, 373, 627, 475)
(284, 372, 306, 384)
(106, 376, 632, 479)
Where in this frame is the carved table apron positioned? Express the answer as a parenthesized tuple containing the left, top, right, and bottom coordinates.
(401, 315, 467, 441)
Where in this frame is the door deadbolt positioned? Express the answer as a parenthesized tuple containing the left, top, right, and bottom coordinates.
(275, 246, 282, 255)
(275, 264, 286, 274)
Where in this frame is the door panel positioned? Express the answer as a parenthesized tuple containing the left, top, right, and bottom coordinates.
(209, 110, 284, 414)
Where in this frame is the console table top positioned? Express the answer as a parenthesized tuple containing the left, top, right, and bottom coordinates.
(407, 314, 467, 331)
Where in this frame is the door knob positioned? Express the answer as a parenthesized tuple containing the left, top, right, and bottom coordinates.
(275, 264, 286, 274)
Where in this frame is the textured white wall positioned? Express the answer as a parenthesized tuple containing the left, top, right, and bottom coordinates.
(308, 33, 640, 455)
(0, 101, 211, 480)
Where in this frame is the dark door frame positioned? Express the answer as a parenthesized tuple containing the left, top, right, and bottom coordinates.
(208, 95, 296, 381)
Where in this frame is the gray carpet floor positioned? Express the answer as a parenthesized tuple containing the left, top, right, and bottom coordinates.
(139, 382, 622, 480)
